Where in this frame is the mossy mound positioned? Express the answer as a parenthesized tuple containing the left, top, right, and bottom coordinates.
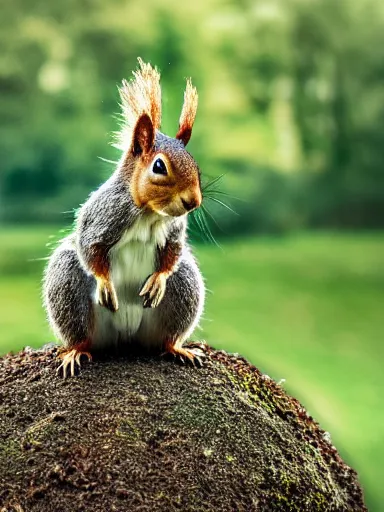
(0, 344, 366, 511)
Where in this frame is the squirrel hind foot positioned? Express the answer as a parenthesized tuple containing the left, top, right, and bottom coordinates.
(57, 345, 92, 378)
(162, 339, 204, 367)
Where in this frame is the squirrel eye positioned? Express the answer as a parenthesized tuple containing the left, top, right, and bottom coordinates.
(152, 158, 168, 176)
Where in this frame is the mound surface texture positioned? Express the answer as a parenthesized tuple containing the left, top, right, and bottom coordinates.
(0, 344, 366, 511)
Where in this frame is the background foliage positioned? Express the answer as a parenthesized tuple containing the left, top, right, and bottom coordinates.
(1, 0, 383, 509)
(2, 0, 384, 230)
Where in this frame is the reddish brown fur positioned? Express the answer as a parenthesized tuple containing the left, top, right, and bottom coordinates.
(158, 241, 182, 276)
(87, 243, 111, 280)
(132, 113, 155, 157)
(176, 78, 198, 146)
(130, 147, 201, 215)
(118, 59, 198, 151)
(118, 59, 201, 216)
(58, 339, 92, 355)
(117, 59, 161, 151)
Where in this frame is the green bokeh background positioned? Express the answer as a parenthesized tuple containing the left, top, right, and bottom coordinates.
(1, 0, 383, 509)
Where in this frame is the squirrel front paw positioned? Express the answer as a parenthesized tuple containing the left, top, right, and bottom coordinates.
(139, 272, 167, 308)
(96, 278, 119, 312)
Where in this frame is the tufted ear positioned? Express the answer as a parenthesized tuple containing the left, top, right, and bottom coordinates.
(131, 113, 154, 156)
(176, 79, 198, 146)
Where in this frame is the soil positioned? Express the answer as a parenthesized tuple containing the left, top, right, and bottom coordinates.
(0, 343, 367, 512)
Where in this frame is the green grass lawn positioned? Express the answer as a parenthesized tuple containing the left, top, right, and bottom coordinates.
(0, 226, 383, 510)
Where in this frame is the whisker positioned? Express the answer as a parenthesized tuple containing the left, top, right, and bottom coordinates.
(191, 210, 207, 242)
(201, 204, 224, 234)
(188, 213, 203, 237)
(192, 209, 209, 243)
(97, 156, 119, 165)
(198, 208, 220, 247)
(202, 173, 226, 192)
(204, 189, 246, 202)
(195, 209, 212, 243)
(187, 222, 202, 240)
(206, 196, 239, 215)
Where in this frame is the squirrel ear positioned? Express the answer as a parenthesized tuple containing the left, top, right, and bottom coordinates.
(176, 126, 192, 147)
(176, 79, 198, 147)
(132, 113, 154, 156)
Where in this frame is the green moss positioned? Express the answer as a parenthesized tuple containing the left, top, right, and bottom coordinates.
(0, 438, 22, 458)
(115, 418, 141, 442)
(170, 393, 222, 429)
(23, 416, 58, 447)
(269, 493, 301, 512)
(216, 362, 286, 416)
(311, 492, 327, 509)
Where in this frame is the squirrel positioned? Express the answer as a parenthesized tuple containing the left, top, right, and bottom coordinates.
(43, 59, 205, 377)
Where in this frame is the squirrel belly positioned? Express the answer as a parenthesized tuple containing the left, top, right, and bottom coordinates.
(92, 213, 177, 349)
(43, 213, 205, 353)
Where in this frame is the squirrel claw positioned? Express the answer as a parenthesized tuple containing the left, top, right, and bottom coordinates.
(57, 348, 92, 378)
(97, 279, 118, 312)
(139, 272, 166, 308)
(162, 340, 204, 367)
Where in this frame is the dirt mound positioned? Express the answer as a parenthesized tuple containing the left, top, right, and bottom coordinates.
(0, 343, 366, 511)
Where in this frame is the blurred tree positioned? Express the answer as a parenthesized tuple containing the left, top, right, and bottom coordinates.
(0, 0, 383, 230)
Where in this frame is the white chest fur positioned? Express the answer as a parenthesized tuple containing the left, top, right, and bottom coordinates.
(106, 214, 171, 336)
(110, 214, 170, 284)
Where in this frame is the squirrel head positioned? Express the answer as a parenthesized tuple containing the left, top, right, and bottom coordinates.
(117, 59, 202, 217)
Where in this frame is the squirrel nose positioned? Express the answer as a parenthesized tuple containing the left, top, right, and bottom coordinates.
(181, 197, 198, 212)
(181, 192, 201, 212)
